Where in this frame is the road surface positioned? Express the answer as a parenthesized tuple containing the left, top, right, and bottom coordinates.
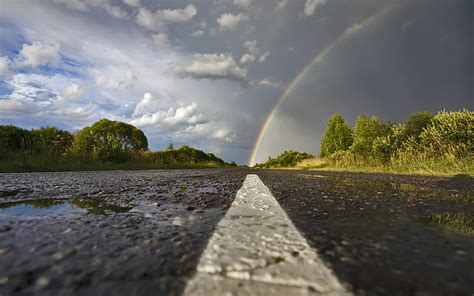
(0, 169, 473, 295)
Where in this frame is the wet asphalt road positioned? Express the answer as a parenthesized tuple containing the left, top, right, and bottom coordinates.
(0, 170, 248, 295)
(257, 170, 474, 296)
(1, 169, 473, 295)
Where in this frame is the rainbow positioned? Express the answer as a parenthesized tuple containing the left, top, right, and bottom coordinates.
(248, 3, 400, 166)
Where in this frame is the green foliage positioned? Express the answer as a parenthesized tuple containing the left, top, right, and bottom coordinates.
(372, 124, 406, 163)
(0, 125, 32, 153)
(350, 115, 391, 157)
(30, 127, 73, 155)
(257, 150, 313, 168)
(321, 109, 474, 176)
(404, 111, 433, 139)
(0, 119, 235, 172)
(167, 143, 174, 150)
(419, 109, 473, 159)
(320, 113, 353, 156)
(140, 145, 225, 165)
(69, 119, 148, 162)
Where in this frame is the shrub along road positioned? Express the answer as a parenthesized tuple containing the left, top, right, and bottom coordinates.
(0, 169, 473, 295)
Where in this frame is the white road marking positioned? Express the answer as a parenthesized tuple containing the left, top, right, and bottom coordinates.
(184, 174, 352, 295)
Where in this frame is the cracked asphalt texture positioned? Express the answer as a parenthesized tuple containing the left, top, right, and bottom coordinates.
(257, 170, 474, 296)
(0, 169, 247, 295)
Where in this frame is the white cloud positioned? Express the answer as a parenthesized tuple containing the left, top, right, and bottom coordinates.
(0, 98, 35, 115)
(62, 83, 86, 101)
(136, 8, 165, 32)
(95, 69, 137, 89)
(131, 93, 236, 144)
(123, 0, 140, 7)
(152, 33, 170, 47)
(217, 13, 248, 31)
(180, 124, 237, 143)
(276, 0, 287, 10)
(191, 30, 205, 37)
(240, 53, 255, 64)
(0, 73, 95, 125)
(0, 56, 11, 75)
(159, 4, 197, 22)
(54, 0, 128, 18)
(240, 40, 269, 64)
(253, 79, 281, 88)
(172, 53, 247, 82)
(135, 4, 197, 33)
(104, 3, 128, 19)
(131, 102, 206, 128)
(234, 0, 252, 9)
(133, 92, 160, 116)
(53, 0, 89, 11)
(304, 0, 327, 16)
(15, 42, 60, 68)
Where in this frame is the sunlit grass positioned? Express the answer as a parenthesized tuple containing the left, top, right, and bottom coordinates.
(0, 154, 231, 173)
(294, 156, 474, 177)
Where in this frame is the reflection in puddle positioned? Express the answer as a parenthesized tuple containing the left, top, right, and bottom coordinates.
(69, 197, 133, 215)
(0, 189, 33, 198)
(0, 198, 133, 217)
(0, 199, 81, 217)
(314, 176, 474, 202)
(426, 213, 474, 236)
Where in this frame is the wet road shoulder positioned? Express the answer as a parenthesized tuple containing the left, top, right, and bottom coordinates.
(257, 170, 474, 296)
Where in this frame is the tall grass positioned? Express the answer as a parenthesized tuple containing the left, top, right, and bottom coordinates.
(296, 155, 474, 176)
(0, 152, 231, 173)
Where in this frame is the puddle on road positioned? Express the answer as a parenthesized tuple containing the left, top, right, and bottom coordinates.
(311, 176, 474, 202)
(296, 173, 474, 236)
(0, 198, 133, 218)
(0, 189, 33, 198)
(0, 197, 202, 220)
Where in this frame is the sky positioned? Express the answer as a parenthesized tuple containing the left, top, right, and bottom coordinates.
(0, 0, 472, 165)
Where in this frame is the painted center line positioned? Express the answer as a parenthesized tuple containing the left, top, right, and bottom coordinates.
(184, 174, 352, 295)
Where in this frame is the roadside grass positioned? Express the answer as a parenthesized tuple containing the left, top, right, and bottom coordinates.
(293, 157, 474, 177)
(0, 154, 232, 173)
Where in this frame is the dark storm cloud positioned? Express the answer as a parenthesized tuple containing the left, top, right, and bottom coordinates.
(256, 0, 473, 163)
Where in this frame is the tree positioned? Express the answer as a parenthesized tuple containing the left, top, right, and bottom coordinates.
(351, 115, 391, 157)
(0, 125, 32, 153)
(261, 150, 313, 168)
(30, 127, 73, 155)
(320, 113, 353, 156)
(167, 143, 174, 150)
(404, 111, 433, 139)
(69, 119, 148, 162)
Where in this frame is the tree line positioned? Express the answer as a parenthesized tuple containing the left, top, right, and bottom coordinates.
(256, 109, 473, 173)
(0, 119, 231, 172)
(319, 109, 473, 171)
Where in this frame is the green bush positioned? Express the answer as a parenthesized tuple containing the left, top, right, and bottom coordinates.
(404, 111, 433, 139)
(350, 115, 391, 157)
(418, 109, 473, 159)
(69, 119, 148, 162)
(372, 124, 406, 164)
(320, 109, 473, 175)
(258, 150, 313, 168)
(320, 113, 353, 156)
(30, 127, 73, 156)
(0, 125, 32, 154)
